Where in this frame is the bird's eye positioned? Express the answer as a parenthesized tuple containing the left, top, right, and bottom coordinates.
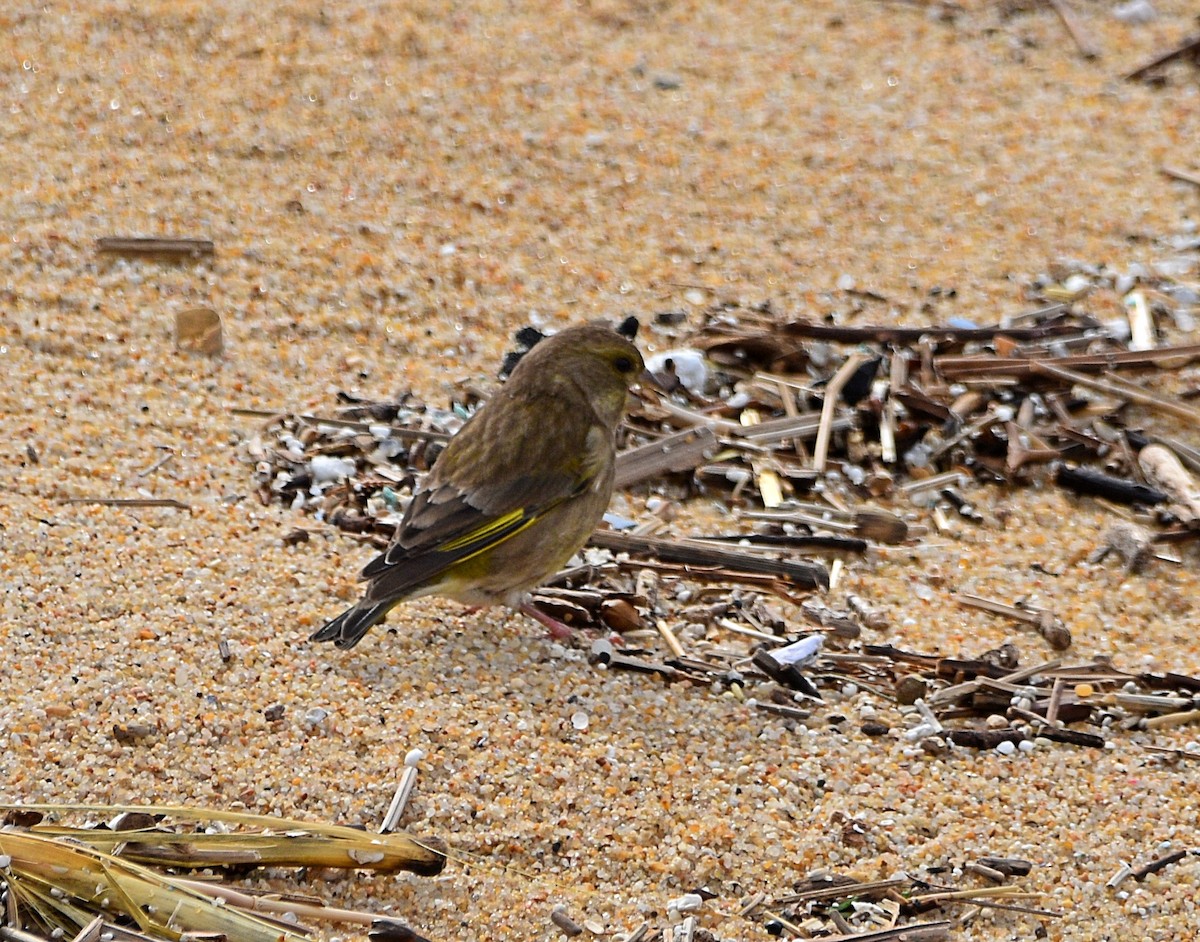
(614, 355, 634, 373)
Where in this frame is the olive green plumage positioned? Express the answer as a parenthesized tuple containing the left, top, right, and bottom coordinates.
(312, 322, 645, 649)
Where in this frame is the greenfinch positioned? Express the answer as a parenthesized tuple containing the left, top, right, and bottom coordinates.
(312, 321, 646, 649)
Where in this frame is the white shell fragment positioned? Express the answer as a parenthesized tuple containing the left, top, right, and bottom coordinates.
(309, 455, 358, 483)
(770, 634, 825, 668)
(647, 349, 710, 394)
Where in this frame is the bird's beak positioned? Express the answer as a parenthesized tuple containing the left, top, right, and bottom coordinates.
(637, 368, 664, 392)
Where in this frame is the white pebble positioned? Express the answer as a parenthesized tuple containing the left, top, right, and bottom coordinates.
(903, 722, 936, 742)
(571, 711, 589, 731)
(668, 893, 704, 917)
(1018, 739, 1035, 753)
(303, 707, 329, 727)
(995, 740, 1017, 756)
(1063, 273, 1091, 295)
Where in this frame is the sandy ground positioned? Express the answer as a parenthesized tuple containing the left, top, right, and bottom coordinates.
(4, 1, 1200, 939)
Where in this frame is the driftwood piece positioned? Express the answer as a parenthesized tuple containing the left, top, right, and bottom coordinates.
(932, 343, 1200, 380)
(96, 236, 215, 257)
(614, 426, 718, 488)
(1139, 444, 1200, 525)
(778, 312, 1074, 345)
(589, 530, 829, 589)
(1054, 466, 1166, 506)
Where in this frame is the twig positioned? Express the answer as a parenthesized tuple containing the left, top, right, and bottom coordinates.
(934, 342, 1200, 379)
(954, 593, 1071, 649)
(589, 529, 828, 589)
(1031, 362, 1200, 426)
(1124, 32, 1200, 82)
(96, 237, 214, 257)
(1163, 166, 1200, 187)
(815, 352, 869, 472)
(171, 877, 376, 926)
(1046, 0, 1099, 59)
(780, 313, 1072, 345)
(771, 878, 909, 905)
(614, 427, 717, 488)
(620, 923, 650, 942)
(230, 407, 451, 442)
(59, 497, 191, 510)
(1045, 677, 1066, 726)
(907, 886, 1042, 904)
(1143, 709, 1200, 729)
(807, 922, 953, 942)
(135, 449, 176, 478)
(655, 620, 686, 659)
(732, 411, 854, 445)
(1140, 744, 1200, 760)
(1131, 849, 1192, 881)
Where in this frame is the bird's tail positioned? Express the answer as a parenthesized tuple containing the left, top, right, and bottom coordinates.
(310, 600, 395, 650)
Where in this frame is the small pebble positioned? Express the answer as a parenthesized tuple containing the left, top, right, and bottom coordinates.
(302, 707, 329, 727)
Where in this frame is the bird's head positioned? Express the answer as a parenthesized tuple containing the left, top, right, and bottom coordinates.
(511, 321, 646, 427)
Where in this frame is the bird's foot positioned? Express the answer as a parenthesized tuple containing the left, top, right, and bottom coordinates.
(518, 601, 575, 641)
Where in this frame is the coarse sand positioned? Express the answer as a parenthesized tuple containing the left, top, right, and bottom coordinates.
(3, 1, 1200, 939)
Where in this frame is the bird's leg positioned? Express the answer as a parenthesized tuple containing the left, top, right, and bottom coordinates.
(518, 600, 575, 641)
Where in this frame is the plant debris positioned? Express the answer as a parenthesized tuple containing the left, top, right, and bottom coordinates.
(0, 804, 444, 942)
(241, 281, 1200, 938)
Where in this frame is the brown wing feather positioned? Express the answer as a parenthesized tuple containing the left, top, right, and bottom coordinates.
(359, 375, 609, 592)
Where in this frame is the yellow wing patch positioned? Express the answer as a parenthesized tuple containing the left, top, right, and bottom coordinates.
(438, 508, 536, 555)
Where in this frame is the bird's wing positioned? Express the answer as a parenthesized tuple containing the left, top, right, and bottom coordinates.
(359, 386, 611, 596)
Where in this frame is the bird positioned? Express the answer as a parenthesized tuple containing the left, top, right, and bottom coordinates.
(311, 320, 646, 649)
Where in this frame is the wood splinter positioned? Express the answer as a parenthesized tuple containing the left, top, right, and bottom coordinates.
(1139, 444, 1200, 526)
(954, 593, 1072, 650)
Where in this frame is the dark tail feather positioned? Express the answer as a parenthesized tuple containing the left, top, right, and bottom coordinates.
(310, 601, 395, 650)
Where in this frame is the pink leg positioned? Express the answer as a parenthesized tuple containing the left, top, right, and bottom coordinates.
(518, 601, 575, 641)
